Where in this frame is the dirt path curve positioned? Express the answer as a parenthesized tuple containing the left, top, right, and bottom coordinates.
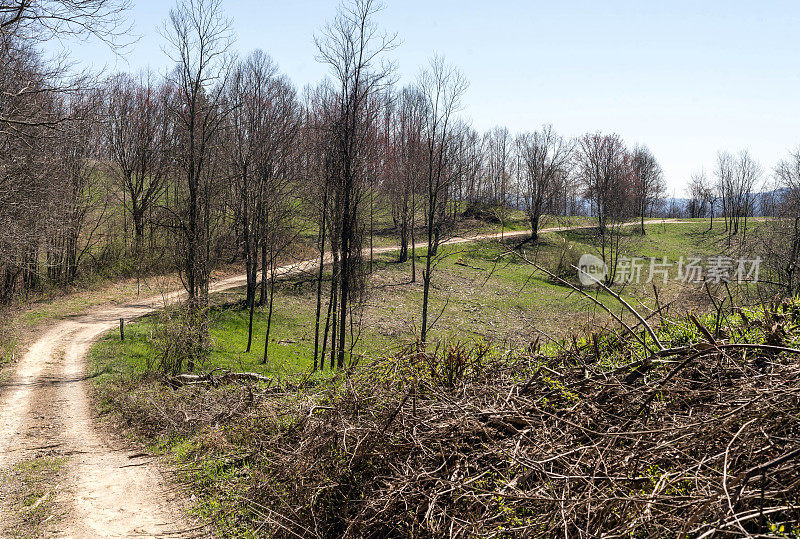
(0, 218, 681, 537)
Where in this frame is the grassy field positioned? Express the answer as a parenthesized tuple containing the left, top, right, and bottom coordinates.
(89, 218, 753, 382)
(300, 201, 594, 248)
(0, 262, 254, 381)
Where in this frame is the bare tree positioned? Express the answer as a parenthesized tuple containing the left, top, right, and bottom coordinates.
(0, 0, 129, 305)
(0, 0, 130, 44)
(417, 55, 467, 343)
(0, 11, 122, 302)
(253, 70, 299, 365)
(105, 72, 170, 249)
(261, 185, 300, 365)
(315, 0, 396, 368)
(385, 85, 425, 267)
(0, 0, 131, 132)
(47, 90, 107, 284)
(162, 0, 233, 370)
(459, 127, 484, 212)
(762, 149, 800, 295)
(631, 144, 665, 234)
(686, 169, 717, 229)
(715, 150, 761, 239)
(0, 37, 51, 301)
(576, 132, 632, 283)
(224, 50, 289, 352)
(516, 125, 572, 241)
(301, 82, 335, 370)
(484, 126, 511, 232)
(686, 171, 706, 218)
(447, 122, 480, 224)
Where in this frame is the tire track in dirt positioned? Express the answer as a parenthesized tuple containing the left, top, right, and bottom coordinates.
(0, 324, 74, 468)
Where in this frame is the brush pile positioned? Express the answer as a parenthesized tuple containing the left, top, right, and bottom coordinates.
(239, 305, 800, 537)
(102, 302, 800, 537)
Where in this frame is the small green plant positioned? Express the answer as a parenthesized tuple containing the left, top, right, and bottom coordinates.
(769, 521, 800, 538)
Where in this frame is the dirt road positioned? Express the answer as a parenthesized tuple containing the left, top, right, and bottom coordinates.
(0, 219, 677, 537)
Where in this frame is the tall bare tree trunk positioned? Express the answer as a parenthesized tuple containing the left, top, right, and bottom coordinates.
(313, 200, 327, 370)
(411, 188, 416, 282)
(262, 258, 277, 365)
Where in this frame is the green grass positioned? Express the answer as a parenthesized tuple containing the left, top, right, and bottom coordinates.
(300, 200, 592, 249)
(89, 320, 158, 380)
(89, 293, 799, 537)
(554, 217, 755, 269)
(0, 272, 186, 382)
(89, 220, 743, 381)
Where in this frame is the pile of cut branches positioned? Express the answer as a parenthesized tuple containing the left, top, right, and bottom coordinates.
(233, 304, 800, 537)
(97, 301, 800, 537)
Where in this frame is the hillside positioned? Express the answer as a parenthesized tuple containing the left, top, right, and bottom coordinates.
(77, 219, 799, 537)
(91, 292, 800, 537)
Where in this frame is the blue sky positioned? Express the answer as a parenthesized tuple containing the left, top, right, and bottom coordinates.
(60, 0, 800, 193)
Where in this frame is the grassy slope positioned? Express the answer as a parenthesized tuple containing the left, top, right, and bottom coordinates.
(87, 260, 800, 536)
(89, 219, 741, 384)
(86, 217, 781, 536)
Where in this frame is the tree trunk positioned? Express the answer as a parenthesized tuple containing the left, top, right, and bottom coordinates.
(411, 189, 416, 282)
(337, 219, 350, 370)
(530, 213, 540, 242)
(262, 259, 276, 365)
(321, 276, 335, 372)
(244, 226, 256, 352)
(709, 202, 714, 231)
(421, 199, 436, 343)
(259, 239, 268, 305)
(247, 291, 255, 353)
(640, 201, 646, 235)
(398, 199, 408, 263)
(328, 250, 339, 370)
(313, 207, 327, 371)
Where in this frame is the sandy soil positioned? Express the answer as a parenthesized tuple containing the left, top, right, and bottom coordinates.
(0, 219, 678, 537)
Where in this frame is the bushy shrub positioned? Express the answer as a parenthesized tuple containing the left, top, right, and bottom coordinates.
(553, 237, 581, 280)
(153, 303, 211, 375)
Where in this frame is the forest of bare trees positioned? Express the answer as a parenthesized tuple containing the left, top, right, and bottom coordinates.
(3, 0, 799, 369)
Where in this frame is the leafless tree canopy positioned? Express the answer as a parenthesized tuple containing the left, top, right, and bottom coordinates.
(105, 72, 170, 243)
(575, 132, 634, 281)
(759, 149, 800, 295)
(715, 150, 761, 239)
(0, 0, 130, 45)
(516, 125, 572, 241)
(0, 0, 127, 302)
(6, 2, 800, 537)
(631, 144, 665, 233)
(312, 0, 397, 367)
(0, 0, 792, 374)
(162, 0, 232, 314)
(417, 54, 467, 342)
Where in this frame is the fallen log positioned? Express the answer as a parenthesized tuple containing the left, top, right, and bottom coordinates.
(166, 370, 272, 388)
